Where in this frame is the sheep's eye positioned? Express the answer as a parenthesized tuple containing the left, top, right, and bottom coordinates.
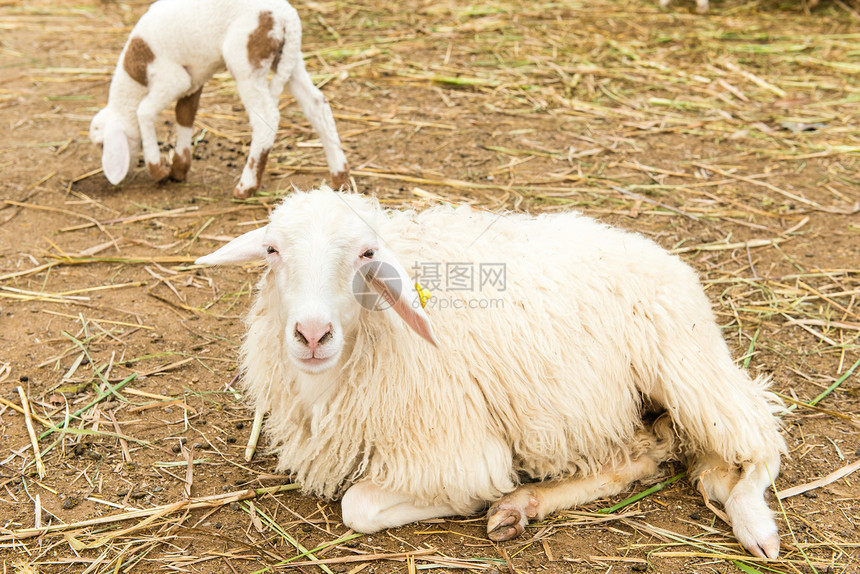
(361, 249, 375, 259)
(266, 246, 278, 255)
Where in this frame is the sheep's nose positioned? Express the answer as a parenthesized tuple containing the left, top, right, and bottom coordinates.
(294, 321, 333, 352)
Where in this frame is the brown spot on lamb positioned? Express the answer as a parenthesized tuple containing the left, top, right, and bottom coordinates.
(175, 87, 203, 128)
(247, 12, 283, 70)
(123, 37, 155, 87)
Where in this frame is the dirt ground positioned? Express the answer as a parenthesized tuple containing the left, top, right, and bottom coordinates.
(1, 0, 859, 572)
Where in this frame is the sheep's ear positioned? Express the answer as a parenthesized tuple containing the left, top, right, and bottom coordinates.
(102, 121, 130, 185)
(195, 226, 268, 265)
(365, 246, 438, 347)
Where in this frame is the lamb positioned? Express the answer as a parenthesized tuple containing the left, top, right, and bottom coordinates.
(89, 0, 349, 198)
(195, 187, 787, 558)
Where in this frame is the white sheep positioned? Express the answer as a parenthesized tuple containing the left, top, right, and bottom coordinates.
(196, 188, 786, 559)
(89, 0, 349, 198)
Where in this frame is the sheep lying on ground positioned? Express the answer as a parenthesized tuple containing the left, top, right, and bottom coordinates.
(89, 0, 349, 198)
(196, 187, 786, 558)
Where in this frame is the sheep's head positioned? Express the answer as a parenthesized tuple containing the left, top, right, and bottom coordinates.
(196, 188, 437, 374)
(90, 107, 141, 185)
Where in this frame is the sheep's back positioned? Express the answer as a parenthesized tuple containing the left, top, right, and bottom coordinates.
(371, 207, 699, 480)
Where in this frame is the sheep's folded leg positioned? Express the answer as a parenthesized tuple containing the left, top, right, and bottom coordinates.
(693, 453, 781, 559)
(244, 409, 265, 462)
(487, 455, 661, 542)
(341, 481, 474, 533)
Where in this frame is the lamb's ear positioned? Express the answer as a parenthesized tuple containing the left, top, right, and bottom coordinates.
(363, 246, 438, 347)
(102, 121, 130, 185)
(195, 226, 268, 265)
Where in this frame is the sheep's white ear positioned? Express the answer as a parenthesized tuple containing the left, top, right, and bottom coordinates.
(195, 226, 268, 265)
(365, 246, 438, 347)
(102, 121, 130, 185)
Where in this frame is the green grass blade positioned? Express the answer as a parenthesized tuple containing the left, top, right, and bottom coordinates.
(598, 472, 686, 514)
(808, 357, 860, 406)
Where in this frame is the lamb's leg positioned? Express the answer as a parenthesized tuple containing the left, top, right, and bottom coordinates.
(693, 453, 781, 559)
(222, 24, 282, 199)
(227, 72, 279, 198)
(341, 481, 478, 533)
(487, 454, 661, 541)
(170, 87, 203, 181)
(137, 64, 192, 183)
(287, 59, 350, 190)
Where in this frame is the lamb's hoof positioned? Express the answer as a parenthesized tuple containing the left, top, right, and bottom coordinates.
(147, 162, 171, 183)
(486, 503, 527, 541)
(169, 150, 191, 181)
(169, 164, 189, 182)
(330, 168, 350, 190)
(486, 490, 539, 542)
(233, 184, 256, 199)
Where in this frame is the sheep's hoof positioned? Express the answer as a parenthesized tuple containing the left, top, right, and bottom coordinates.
(486, 490, 539, 542)
(732, 514, 780, 559)
(735, 525, 780, 559)
(147, 162, 171, 183)
(169, 164, 189, 181)
(487, 504, 526, 541)
(169, 150, 191, 181)
(330, 168, 350, 191)
(233, 184, 256, 199)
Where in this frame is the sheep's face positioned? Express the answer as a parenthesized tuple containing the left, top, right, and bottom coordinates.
(195, 189, 437, 376)
(264, 206, 378, 374)
(89, 108, 141, 154)
(88, 109, 108, 146)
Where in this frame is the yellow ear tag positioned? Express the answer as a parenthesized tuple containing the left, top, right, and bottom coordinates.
(415, 281, 431, 309)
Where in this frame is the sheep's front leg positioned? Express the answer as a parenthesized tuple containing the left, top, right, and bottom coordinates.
(487, 455, 661, 541)
(170, 87, 203, 181)
(137, 66, 192, 183)
(341, 481, 470, 533)
(287, 59, 350, 189)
